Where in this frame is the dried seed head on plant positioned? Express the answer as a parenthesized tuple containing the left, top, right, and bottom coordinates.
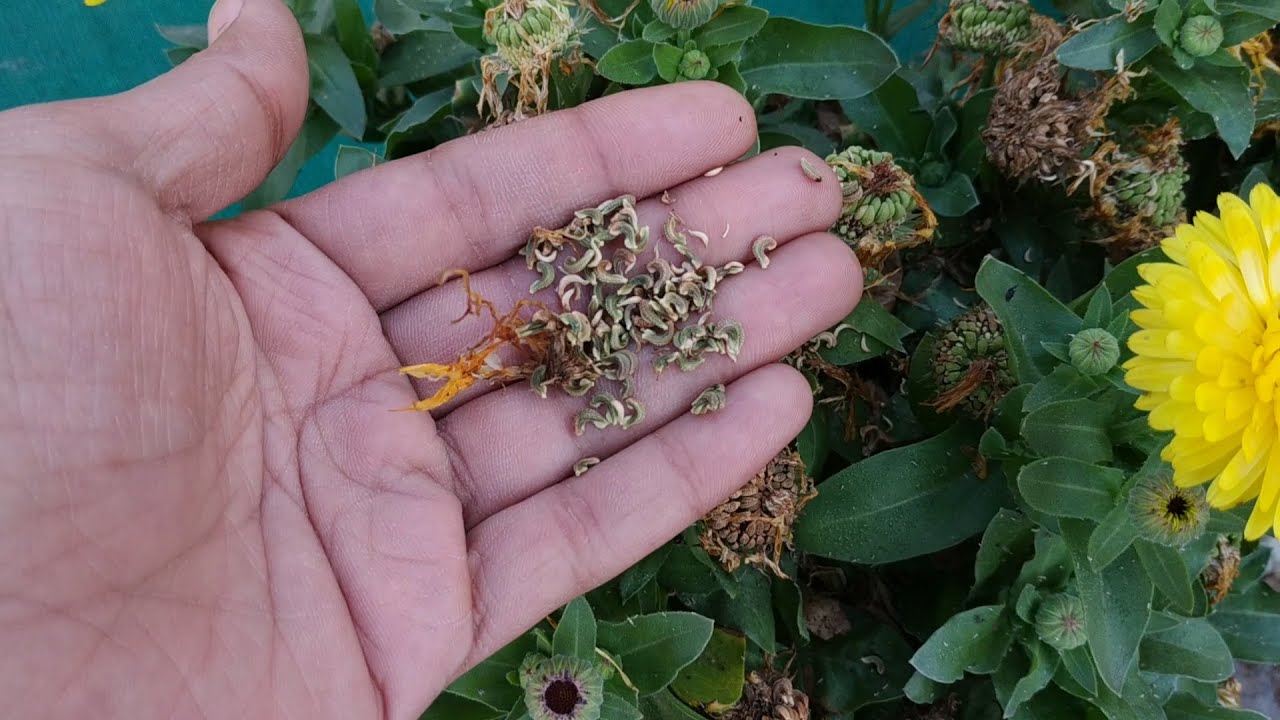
(1218, 676, 1244, 709)
(480, 0, 583, 123)
(983, 18, 1131, 188)
(721, 668, 811, 720)
(1202, 535, 1242, 605)
(1229, 29, 1280, 93)
(1087, 119, 1188, 256)
(929, 306, 1015, 420)
(939, 0, 1035, 57)
(825, 145, 936, 271)
(401, 195, 749, 436)
(699, 449, 816, 578)
(802, 594, 851, 640)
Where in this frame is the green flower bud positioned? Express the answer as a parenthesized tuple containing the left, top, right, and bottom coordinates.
(1068, 328, 1120, 375)
(930, 306, 1016, 419)
(677, 47, 711, 80)
(943, 0, 1035, 56)
(1035, 594, 1087, 650)
(1179, 15, 1224, 58)
(520, 654, 605, 720)
(1128, 470, 1209, 547)
(649, 0, 720, 30)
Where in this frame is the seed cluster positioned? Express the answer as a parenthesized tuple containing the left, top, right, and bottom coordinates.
(940, 0, 1034, 56)
(930, 306, 1015, 420)
(825, 145, 934, 271)
(721, 669, 811, 720)
(699, 449, 815, 577)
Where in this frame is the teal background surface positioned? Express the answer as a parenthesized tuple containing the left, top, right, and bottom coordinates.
(0, 0, 947, 198)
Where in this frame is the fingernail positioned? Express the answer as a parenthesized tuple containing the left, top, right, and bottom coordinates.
(207, 0, 245, 44)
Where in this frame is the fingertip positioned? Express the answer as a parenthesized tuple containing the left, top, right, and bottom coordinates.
(744, 363, 815, 433)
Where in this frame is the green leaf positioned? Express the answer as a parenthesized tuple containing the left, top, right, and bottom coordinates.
(1023, 366, 1101, 414)
(1153, 0, 1181, 45)
(1005, 641, 1059, 718)
(601, 690, 643, 720)
(838, 73, 929, 157)
(795, 411, 830, 478)
(1135, 540, 1196, 614)
(1056, 15, 1160, 71)
(335, 0, 378, 70)
(596, 40, 659, 84)
(721, 569, 775, 653)
(739, 18, 899, 100)
(1164, 693, 1269, 719)
(155, 24, 209, 49)
(642, 20, 677, 42)
(1148, 51, 1255, 158)
(243, 110, 339, 209)
(669, 629, 745, 709)
(920, 173, 980, 217)
(653, 42, 683, 83)
(374, 0, 431, 33)
(620, 545, 672, 603)
(795, 424, 1007, 564)
(1013, 529, 1074, 598)
(290, 0, 337, 33)
(1059, 646, 1098, 697)
(976, 257, 1084, 383)
(904, 671, 945, 704)
(1017, 458, 1124, 521)
(334, 145, 378, 179)
(386, 87, 454, 152)
(639, 689, 713, 719)
(1139, 614, 1234, 682)
(378, 29, 480, 87)
(305, 35, 368, 138)
(446, 633, 537, 710)
(972, 509, 1036, 596)
(1016, 584, 1042, 623)
(692, 5, 769, 46)
(596, 613, 714, 695)
(1083, 286, 1113, 329)
(847, 297, 913, 352)
(1062, 522, 1154, 696)
(1021, 399, 1115, 464)
(910, 605, 1015, 683)
(552, 597, 597, 661)
(1208, 582, 1280, 662)
(421, 693, 508, 720)
(1089, 504, 1138, 571)
(954, 88, 995, 176)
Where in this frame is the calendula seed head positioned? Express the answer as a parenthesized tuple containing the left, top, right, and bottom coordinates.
(1069, 328, 1120, 375)
(1180, 15, 1224, 57)
(1202, 535, 1242, 605)
(1127, 470, 1209, 547)
(1034, 593, 1087, 650)
(677, 46, 712, 80)
(700, 449, 814, 578)
(722, 668, 811, 720)
(825, 145, 926, 268)
(930, 307, 1015, 419)
(942, 0, 1035, 56)
(650, 0, 721, 29)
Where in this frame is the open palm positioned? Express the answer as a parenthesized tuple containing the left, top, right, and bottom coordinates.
(0, 1, 860, 718)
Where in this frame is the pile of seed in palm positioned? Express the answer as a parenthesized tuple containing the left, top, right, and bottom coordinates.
(401, 194, 764, 435)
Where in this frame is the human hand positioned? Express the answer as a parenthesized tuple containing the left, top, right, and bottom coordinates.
(0, 0, 861, 717)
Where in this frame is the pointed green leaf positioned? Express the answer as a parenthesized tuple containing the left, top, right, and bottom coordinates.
(1089, 504, 1138, 571)
(1021, 399, 1115, 464)
(1153, 0, 1181, 45)
(973, 509, 1036, 595)
(1084, 286, 1113, 328)
(597, 39, 659, 84)
(378, 28, 479, 86)
(910, 605, 1015, 683)
(669, 629, 746, 709)
(639, 689, 715, 719)
(445, 633, 537, 710)
(739, 18, 899, 100)
(653, 42, 683, 82)
(306, 34, 368, 138)
(553, 597, 597, 661)
(692, 5, 769, 46)
(620, 545, 672, 603)
(334, 145, 378, 179)
(1059, 645, 1098, 697)
(1005, 641, 1059, 718)
(1148, 51, 1254, 158)
(1139, 614, 1234, 682)
(838, 73, 930, 157)
(1135, 540, 1196, 614)
(1056, 15, 1160, 71)
(335, 0, 378, 70)
(976, 257, 1084, 383)
(795, 424, 1007, 564)
(1024, 366, 1101, 413)
(721, 569, 775, 653)
(1018, 458, 1124, 521)
(421, 693, 507, 720)
(1164, 693, 1269, 719)
(904, 671, 945, 704)
(1208, 582, 1280, 662)
(919, 172, 980, 217)
(596, 613, 714, 695)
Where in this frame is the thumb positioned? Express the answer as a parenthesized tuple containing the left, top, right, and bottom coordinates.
(107, 0, 310, 221)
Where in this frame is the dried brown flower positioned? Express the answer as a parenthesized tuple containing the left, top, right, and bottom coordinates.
(721, 669, 811, 720)
(1202, 535, 1242, 606)
(802, 595, 851, 640)
(1085, 119, 1188, 257)
(700, 449, 816, 578)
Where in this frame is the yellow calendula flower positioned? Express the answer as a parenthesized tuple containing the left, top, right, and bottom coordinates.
(1125, 183, 1280, 540)
(85, 0, 107, 6)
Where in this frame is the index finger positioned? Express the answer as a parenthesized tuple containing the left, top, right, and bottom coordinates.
(272, 82, 758, 311)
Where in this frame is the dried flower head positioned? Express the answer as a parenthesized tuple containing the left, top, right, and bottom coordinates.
(650, 0, 721, 29)
(1034, 593, 1087, 650)
(519, 655, 604, 720)
(939, 0, 1035, 56)
(1218, 676, 1244, 708)
(1202, 535, 1242, 605)
(1088, 120, 1188, 257)
(481, 0, 583, 122)
(700, 449, 816, 577)
(825, 145, 935, 270)
(929, 306, 1015, 419)
(1127, 470, 1209, 547)
(721, 668, 811, 720)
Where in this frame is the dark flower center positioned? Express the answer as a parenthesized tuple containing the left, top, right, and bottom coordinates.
(1165, 494, 1191, 520)
(544, 678, 581, 715)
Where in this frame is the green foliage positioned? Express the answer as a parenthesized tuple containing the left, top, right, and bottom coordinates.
(154, 1, 1280, 717)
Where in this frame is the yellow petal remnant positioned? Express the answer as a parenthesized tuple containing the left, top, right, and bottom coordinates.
(1126, 183, 1280, 540)
(85, 0, 107, 6)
